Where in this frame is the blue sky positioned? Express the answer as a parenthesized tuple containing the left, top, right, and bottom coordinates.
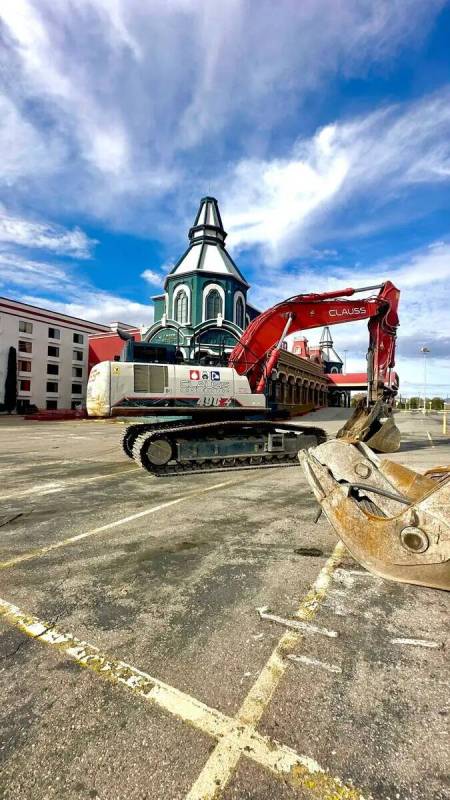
(1, 0, 450, 395)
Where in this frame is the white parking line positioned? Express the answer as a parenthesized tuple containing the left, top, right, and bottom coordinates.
(0, 479, 237, 570)
(185, 541, 348, 799)
(427, 431, 435, 447)
(286, 654, 342, 674)
(391, 637, 441, 649)
(1, 466, 140, 502)
(0, 551, 365, 800)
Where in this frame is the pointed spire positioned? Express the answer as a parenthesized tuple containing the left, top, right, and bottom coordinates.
(188, 196, 226, 245)
(166, 196, 248, 286)
(319, 326, 342, 364)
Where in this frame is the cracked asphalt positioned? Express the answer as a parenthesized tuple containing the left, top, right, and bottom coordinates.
(0, 411, 449, 800)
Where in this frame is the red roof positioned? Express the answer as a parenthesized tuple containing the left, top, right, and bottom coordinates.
(328, 372, 367, 385)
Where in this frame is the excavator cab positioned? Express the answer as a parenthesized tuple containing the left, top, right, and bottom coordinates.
(300, 440, 450, 590)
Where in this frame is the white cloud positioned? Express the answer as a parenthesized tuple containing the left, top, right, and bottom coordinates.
(253, 239, 450, 393)
(0, 209, 95, 257)
(0, 251, 153, 327)
(0, 0, 445, 223)
(141, 269, 163, 285)
(22, 293, 153, 327)
(223, 91, 450, 261)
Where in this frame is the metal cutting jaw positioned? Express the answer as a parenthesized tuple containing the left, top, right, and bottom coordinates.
(300, 440, 450, 591)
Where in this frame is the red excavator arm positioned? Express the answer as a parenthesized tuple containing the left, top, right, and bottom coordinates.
(229, 281, 400, 401)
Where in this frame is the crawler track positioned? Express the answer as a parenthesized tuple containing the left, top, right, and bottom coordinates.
(129, 419, 327, 477)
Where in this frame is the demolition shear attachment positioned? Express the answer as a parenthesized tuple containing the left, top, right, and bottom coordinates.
(300, 440, 450, 590)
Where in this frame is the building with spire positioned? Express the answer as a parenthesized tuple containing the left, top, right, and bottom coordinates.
(143, 197, 259, 360)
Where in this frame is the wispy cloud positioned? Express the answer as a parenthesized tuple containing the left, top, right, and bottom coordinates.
(0, 250, 152, 326)
(0, 208, 96, 257)
(0, 0, 445, 225)
(140, 269, 162, 285)
(223, 91, 450, 262)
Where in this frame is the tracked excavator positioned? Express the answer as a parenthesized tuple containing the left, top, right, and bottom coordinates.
(87, 280, 401, 476)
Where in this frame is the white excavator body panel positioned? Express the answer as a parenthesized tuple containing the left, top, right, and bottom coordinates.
(86, 361, 266, 417)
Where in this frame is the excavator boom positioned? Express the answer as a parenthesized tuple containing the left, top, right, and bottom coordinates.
(230, 280, 401, 453)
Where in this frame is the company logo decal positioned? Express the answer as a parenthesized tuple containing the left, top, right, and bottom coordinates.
(210, 370, 220, 381)
(329, 307, 366, 318)
(189, 369, 201, 381)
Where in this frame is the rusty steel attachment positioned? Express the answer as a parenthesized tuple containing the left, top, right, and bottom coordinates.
(300, 439, 450, 590)
(336, 399, 401, 454)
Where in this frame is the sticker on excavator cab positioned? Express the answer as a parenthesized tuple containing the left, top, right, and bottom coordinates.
(190, 369, 201, 381)
(112, 365, 120, 375)
(211, 371, 220, 381)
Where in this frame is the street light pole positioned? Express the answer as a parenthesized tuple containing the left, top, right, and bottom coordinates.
(420, 346, 430, 414)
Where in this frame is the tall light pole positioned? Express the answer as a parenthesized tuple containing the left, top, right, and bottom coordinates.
(420, 345, 430, 413)
(343, 349, 348, 374)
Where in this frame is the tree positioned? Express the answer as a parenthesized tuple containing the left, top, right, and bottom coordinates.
(4, 346, 17, 414)
(431, 396, 444, 410)
(409, 396, 421, 409)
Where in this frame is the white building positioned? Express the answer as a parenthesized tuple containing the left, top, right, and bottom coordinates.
(0, 297, 109, 412)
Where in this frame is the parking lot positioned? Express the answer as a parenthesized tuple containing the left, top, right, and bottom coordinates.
(0, 411, 449, 800)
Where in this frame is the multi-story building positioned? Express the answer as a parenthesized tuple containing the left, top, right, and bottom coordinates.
(144, 196, 260, 359)
(0, 297, 109, 412)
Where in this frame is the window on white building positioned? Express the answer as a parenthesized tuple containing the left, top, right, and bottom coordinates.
(73, 332, 84, 344)
(46, 400, 58, 410)
(72, 366, 83, 378)
(205, 289, 222, 319)
(18, 359, 31, 372)
(47, 363, 59, 375)
(46, 381, 58, 393)
(175, 291, 188, 324)
(48, 345, 60, 357)
(19, 379, 31, 392)
(71, 383, 83, 395)
(18, 340, 32, 354)
(19, 320, 33, 334)
(48, 327, 60, 339)
(73, 349, 83, 361)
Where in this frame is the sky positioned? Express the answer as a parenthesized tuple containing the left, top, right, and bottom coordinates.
(1, 0, 450, 396)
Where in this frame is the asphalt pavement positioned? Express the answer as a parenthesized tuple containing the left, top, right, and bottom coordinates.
(0, 412, 448, 800)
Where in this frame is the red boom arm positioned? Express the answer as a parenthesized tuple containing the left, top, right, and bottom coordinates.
(228, 281, 400, 401)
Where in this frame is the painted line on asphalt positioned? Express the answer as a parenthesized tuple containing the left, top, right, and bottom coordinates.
(286, 653, 342, 674)
(427, 431, 435, 448)
(0, 591, 364, 800)
(1, 466, 140, 502)
(0, 479, 237, 570)
(391, 637, 441, 649)
(185, 541, 351, 800)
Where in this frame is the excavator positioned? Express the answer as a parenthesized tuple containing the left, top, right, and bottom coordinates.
(86, 279, 450, 590)
(87, 280, 401, 475)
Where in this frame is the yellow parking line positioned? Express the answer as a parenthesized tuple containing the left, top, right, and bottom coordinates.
(0, 583, 364, 800)
(185, 541, 351, 799)
(0, 480, 237, 570)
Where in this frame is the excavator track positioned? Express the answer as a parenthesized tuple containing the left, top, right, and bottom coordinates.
(130, 420, 327, 477)
(121, 420, 189, 459)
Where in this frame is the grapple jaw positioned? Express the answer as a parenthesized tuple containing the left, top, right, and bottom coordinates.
(336, 399, 401, 453)
(300, 440, 450, 591)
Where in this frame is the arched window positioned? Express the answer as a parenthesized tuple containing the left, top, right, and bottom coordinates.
(205, 289, 222, 319)
(235, 297, 244, 328)
(175, 290, 188, 324)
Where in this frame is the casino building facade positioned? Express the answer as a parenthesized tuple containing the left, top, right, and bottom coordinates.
(143, 197, 260, 361)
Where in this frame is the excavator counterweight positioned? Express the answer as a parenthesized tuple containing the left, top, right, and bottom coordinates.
(300, 440, 450, 591)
